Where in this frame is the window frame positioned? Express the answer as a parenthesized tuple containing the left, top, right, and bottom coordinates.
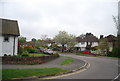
(3, 35, 9, 42)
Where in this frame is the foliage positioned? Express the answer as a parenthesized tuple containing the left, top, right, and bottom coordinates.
(18, 37, 26, 46)
(24, 47, 36, 53)
(98, 38, 109, 55)
(18, 47, 24, 54)
(67, 34, 77, 49)
(53, 31, 77, 52)
(4, 54, 7, 56)
(41, 34, 48, 40)
(31, 38, 36, 42)
(2, 68, 67, 79)
(35, 40, 48, 48)
(107, 47, 120, 58)
(8, 55, 11, 56)
(21, 51, 29, 57)
(53, 53, 59, 55)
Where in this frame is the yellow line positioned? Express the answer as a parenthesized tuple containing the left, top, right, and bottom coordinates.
(42, 63, 90, 79)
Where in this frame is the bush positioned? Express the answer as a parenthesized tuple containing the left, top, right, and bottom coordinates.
(8, 55, 11, 56)
(24, 47, 36, 53)
(18, 47, 24, 54)
(107, 47, 120, 58)
(53, 53, 59, 56)
(4, 54, 7, 56)
(21, 51, 29, 57)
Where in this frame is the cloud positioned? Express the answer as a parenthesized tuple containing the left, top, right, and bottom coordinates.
(0, 0, 119, 40)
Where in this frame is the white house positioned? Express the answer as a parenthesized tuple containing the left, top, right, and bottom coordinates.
(0, 18, 20, 56)
(76, 33, 99, 51)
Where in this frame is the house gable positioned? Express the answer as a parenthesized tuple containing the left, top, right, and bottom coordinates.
(0, 18, 20, 56)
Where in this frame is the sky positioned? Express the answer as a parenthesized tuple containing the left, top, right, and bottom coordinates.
(0, 0, 119, 40)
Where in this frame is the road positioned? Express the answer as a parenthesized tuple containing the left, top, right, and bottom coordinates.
(53, 54, 119, 80)
(3, 54, 119, 81)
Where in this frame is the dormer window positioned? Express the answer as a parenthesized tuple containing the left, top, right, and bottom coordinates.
(4, 36, 9, 42)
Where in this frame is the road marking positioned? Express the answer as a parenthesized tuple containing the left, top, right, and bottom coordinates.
(111, 74, 120, 81)
(42, 63, 90, 79)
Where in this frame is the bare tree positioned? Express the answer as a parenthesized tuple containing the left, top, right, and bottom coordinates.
(41, 34, 48, 40)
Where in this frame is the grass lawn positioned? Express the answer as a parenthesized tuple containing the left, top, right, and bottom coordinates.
(76, 53, 98, 57)
(60, 58, 73, 65)
(2, 68, 67, 79)
(29, 53, 48, 57)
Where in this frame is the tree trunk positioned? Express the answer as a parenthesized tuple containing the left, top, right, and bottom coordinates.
(62, 44, 65, 53)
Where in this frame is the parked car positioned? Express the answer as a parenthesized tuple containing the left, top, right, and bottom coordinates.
(44, 49, 54, 55)
(81, 51, 90, 54)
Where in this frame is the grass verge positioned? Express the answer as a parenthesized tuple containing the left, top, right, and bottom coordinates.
(60, 58, 73, 65)
(29, 53, 48, 57)
(2, 68, 67, 79)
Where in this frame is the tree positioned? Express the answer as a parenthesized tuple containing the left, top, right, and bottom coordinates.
(31, 38, 36, 42)
(41, 34, 48, 40)
(54, 31, 69, 52)
(78, 34, 85, 38)
(35, 39, 48, 48)
(67, 34, 77, 51)
(98, 38, 109, 55)
(53, 31, 77, 52)
(19, 37, 26, 46)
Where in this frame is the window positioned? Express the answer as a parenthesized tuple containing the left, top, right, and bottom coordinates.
(4, 36, 9, 42)
(81, 42, 85, 45)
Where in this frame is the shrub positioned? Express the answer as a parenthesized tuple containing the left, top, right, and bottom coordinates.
(8, 55, 11, 56)
(24, 47, 36, 53)
(21, 51, 29, 57)
(4, 54, 7, 56)
(18, 47, 24, 54)
(107, 47, 120, 57)
(53, 53, 59, 56)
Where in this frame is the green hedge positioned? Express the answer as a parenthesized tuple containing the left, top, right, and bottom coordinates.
(107, 47, 120, 58)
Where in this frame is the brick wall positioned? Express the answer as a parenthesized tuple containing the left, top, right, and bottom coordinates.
(2, 55, 59, 64)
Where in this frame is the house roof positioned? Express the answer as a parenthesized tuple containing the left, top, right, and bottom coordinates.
(76, 34, 98, 42)
(104, 35, 117, 42)
(0, 18, 20, 36)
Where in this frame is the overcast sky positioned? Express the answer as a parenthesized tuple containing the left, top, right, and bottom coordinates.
(0, 0, 119, 40)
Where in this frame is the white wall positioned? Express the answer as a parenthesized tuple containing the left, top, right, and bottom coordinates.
(75, 42, 87, 47)
(0, 35, 18, 56)
(91, 42, 98, 47)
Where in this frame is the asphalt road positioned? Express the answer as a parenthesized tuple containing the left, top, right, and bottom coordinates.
(53, 54, 119, 80)
(3, 54, 120, 81)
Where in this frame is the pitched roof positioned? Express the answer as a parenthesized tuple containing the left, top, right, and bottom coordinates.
(104, 35, 117, 42)
(76, 34, 98, 42)
(0, 18, 20, 36)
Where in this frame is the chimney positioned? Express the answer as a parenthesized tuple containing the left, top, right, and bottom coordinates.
(100, 35, 103, 39)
